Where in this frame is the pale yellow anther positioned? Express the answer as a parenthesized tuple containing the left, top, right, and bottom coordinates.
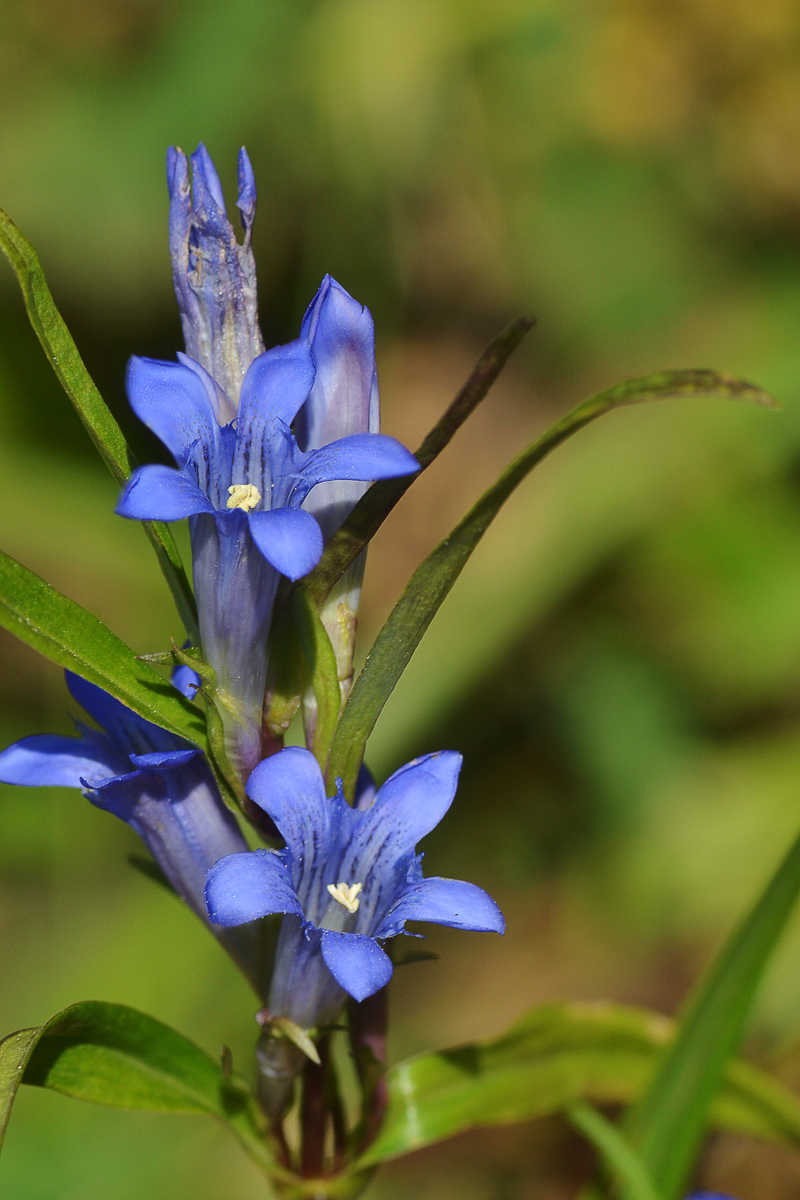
(227, 483, 262, 512)
(326, 881, 363, 914)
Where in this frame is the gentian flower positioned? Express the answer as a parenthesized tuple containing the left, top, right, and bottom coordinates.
(295, 276, 385, 731)
(0, 671, 266, 995)
(297, 274, 381, 542)
(684, 1194, 738, 1199)
(116, 146, 418, 782)
(205, 747, 504, 1031)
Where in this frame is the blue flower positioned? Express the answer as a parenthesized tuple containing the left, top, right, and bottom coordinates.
(116, 338, 414, 582)
(293, 276, 388, 733)
(297, 273, 382, 542)
(205, 747, 504, 1028)
(167, 143, 264, 409)
(0, 671, 266, 989)
(684, 1194, 738, 1199)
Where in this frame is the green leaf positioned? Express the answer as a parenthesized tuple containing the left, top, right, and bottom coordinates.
(0, 206, 197, 638)
(291, 586, 342, 766)
(619, 821, 800, 1200)
(354, 1001, 800, 1169)
(306, 316, 535, 608)
(327, 369, 776, 796)
(0, 1001, 274, 1174)
(566, 1101, 659, 1200)
(0, 547, 206, 748)
(0, 1028, 39, 1148)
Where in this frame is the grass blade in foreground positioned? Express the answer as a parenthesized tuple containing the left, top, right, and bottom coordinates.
(0, 207, 197, 637)
(0, 547, 206, 748)
(0, 1001, 273, 1175)
(618, 822, 800, 1200)
(567, 1101, 659, 1200)
(306, 316, 534, 607)
(327, 370, 775, 795)
(354, 1001, 800, 1169)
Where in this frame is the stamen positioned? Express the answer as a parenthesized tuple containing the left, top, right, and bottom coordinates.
(227, 483, 261, 512)
(326, 881, 363, 914)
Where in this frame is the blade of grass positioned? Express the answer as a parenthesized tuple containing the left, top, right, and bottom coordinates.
(620, 821, 800, 1200)
(327, 369, 775, 796)
(567, 1101, 660, 1200)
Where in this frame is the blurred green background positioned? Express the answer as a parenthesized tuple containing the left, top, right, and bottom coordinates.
(3, 0, 800, 1196)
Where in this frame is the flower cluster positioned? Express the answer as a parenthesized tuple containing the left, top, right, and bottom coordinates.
(0, 144, 503, 1121)
(118, 145, 418, 780)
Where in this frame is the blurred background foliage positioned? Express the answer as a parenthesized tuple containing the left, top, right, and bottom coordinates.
(3, 0, 800, 1196)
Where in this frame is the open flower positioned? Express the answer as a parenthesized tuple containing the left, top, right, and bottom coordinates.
(205, 747, 504, 1029)
(0, 672, 267, 993)
(115, 340, 415, 583)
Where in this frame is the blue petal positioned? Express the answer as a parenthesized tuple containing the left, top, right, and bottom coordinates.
(126, 355, 224, 468)
(232, 341, 315, 484)
(66, 671, 131, 731)
(236, 147, 257, 230)
(376, 876, 505, 939)
(167, 145, 190, 249)
(338, 751, 463, 884)
(171, 661, 202, 700)
(65, 672, 181, 759)
(116, 464, 215, 522)
(684, 1194, 738, 1200)
(129, 749, 199, 770)
(205, 849, 302, 926)
(246, 747, 333, 864)
(301, 434, 419, 489)
(0, 734, 120, 789)
(248, 508, 323, 580)
(190, 143, 228, 231)
(297, 275, 379, 449)
(319, 930, 393, 1001)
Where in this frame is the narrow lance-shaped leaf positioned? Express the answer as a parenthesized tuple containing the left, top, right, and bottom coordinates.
(0, 547, 206, 748)
(0, 207, 197, 639)
(0, 1001, 275, 1177)
(306, 316, 535, 608)
(617, 820, 800, 1200)
(566, 1101, 660, 1200)
(327, 369, 775, 795)
(353, 1001, 800, 1170)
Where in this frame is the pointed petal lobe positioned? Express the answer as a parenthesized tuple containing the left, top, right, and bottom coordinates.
(320, 930, 393, 1001)
(233, 341, 315, 485)
(339, 751, 463, 882)
(376, 876, 505, 938)
(205, 849, 302, 926)
(302, 434, 419, 488)
(0, 735, 121, 789)
(116, 464, 215, 522)
(248, 508, 323, 580)
(246, 747, 331, 864)
(126, 356, 222, 468)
